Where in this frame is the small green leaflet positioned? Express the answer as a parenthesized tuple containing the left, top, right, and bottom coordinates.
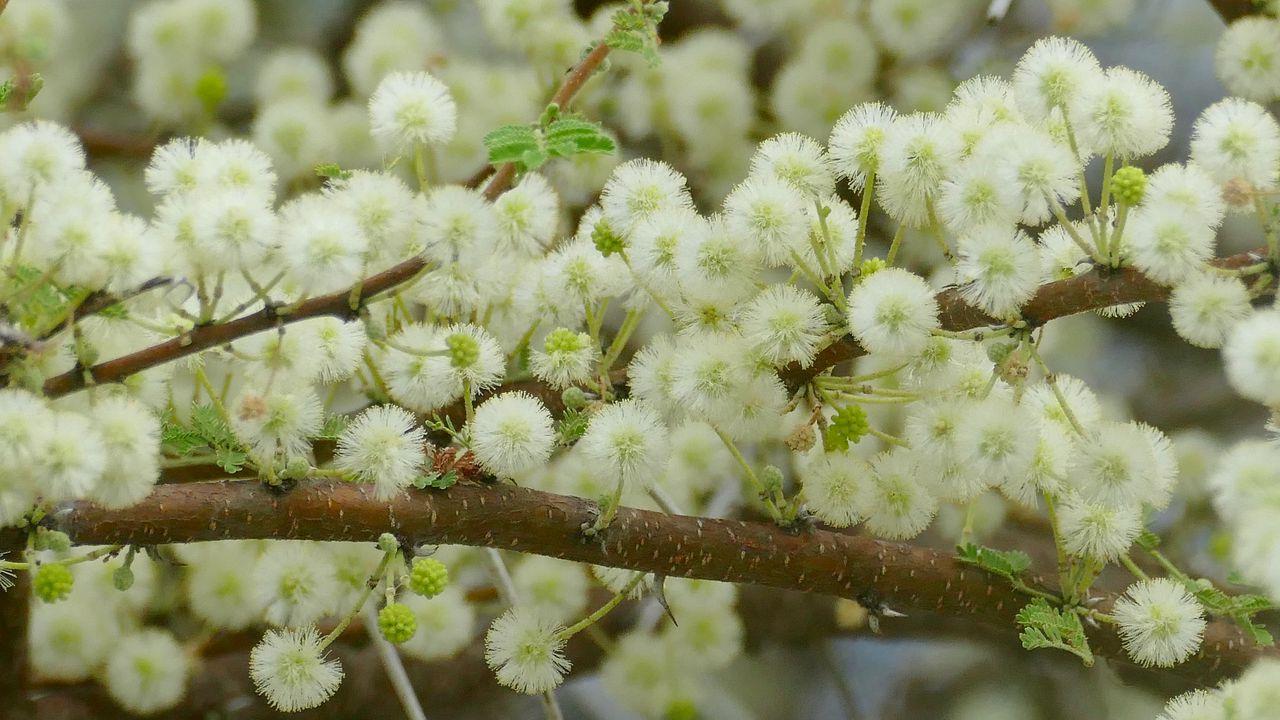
(413, 470, 458, 490)
(161, 405, 249, 474)
(483, 115, 616, 173)
(1016, 599, 1094, 666)
(315, 163, 353, 181)
(606, 2, 667, 66)
(315, 414, 350, 441)
(955, 543, 1032, 581)
(556, 408, 590, 447)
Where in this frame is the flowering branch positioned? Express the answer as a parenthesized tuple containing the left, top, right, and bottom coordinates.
(48, 478, 1276, 686)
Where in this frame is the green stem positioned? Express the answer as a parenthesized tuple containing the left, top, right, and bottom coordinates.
(1255, 196, 1278, 260)
(601, 308, 642, 376)
(867, 427, 908, 447)
(556, 572, 648, 640)
(853, 170, 876, 272)
(885, 224, 906, 266)
(1119, 553, 1151, 582)
(1096, 152, 1115, 257)
(194, 366, 232, 423)
(925, 199, 952, 260)
(1027, 344, 1088, 438)
(713, 426, 783, 523)
(322, 549, 397, 650)
(1042, 492, 1072, 597)
(1047, 193, 1104, 264)
(1109, 202, 1130, 267)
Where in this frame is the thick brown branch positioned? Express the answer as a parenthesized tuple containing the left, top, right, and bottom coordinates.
(1209, 0, 1264, 21)
(49, 479, 1275, 686)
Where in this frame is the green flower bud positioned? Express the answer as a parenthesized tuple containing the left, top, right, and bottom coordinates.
(825, 405, 870, 452)
(1112, 166, 1146, 206)
(34, 528, 71, 553)
(446, 333, 480, 369)
(408, 557, 450, 598)
(378, 602, 418, 644)
(561, 386, 589, 410)
(33, 563, 74, 603)
(986, 341, 1018, 365)
(377, 533, 399, 554)
(113, 564, 135, 592)
(859, 257, 886, 278)
(592, 217, 625, 257)
(761, 465, 784, 495)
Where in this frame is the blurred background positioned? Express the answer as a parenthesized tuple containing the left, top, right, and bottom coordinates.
(9, 0, 1269, 717)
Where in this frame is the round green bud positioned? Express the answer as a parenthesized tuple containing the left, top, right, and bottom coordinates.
(33, 563, 74, 603)
(544, 327, 587, 354)
(825, 405, 870, 452)
(859, 257, 886, 278)
(113, 565, 135, 592)
(409, 557, 450, 598)
(761, 465, 784, 494)
(34, 528, 71, 553)
(445, 333, 480, 369)
(561, 386, 589, 411)
(377, 533, 399, 554)
(986, 341, 1019, 365)
(378, 602, 418, 644)
(664, 699, 699, 720)
(591, 218, 625, 257)
(282, 456, 311, 480)
(195, 67, 228, 115)
(1111, 166, 1146, 206)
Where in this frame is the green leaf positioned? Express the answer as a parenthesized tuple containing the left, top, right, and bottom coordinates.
(955, 543, 1032, 581)
(190, 405, 238, 449)
(414, 469, 457, 490)
(484, 124, 541, 167)
(161, 412, 208, 456)
(315, 163, 352, 181)
(1135, 530, 1162, 550)
(214, 447, 247, 474)
(315, 414, 350, 441)
(1237, 616, 1275, 647)
(557, 408, 590, 447)
(545, 117, 617, 159)
(1016, 599, 1094, 666)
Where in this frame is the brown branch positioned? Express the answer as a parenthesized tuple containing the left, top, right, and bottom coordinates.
(41, 40, 617, 401)
(1, 531, 33, 720)
(48, 479, 1276, 686)
(780, 249, 1271, 391)
(1209, 0, 1266, 22)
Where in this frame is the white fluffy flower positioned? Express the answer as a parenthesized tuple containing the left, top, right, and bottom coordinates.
(278, 195, 370, 296)
(35, 411, 106, 502)
(470, 391, 555, 478)
(1169, 272, 1252, 349)
(1058, 493, 1141, 561)
(1215, 16, 1280, 102)
(847, 268, 940, 357)
(749, 132, 834, 197)
(857, 449, 937, 539)
(1011, 36, 1102, 120)
(1144, 163, 1226, 230)
(494, 172, 560, 257)
(1157, 689, 1223, 720)
(1190, 98, 1280, 195)
(1113, 578, 1206, 668)
(1125, 206, 1215, 286)
(103, 630, 190, 715)
(256, 46, 334, 104)
(956, 225, 1040, 317)
(250, 626, 345, 712)
(185, 541, 266, 630)
(801, 451, 868, 527)
(254, 542, 339, 627)
(828, 102, 896, 190)
(1068, 67, 1172, 158)
(0, 120, 85, 203)
(400, 586, 477, 661)
(937, 161, 1021, 234)
(981, 124, 1080, 225)
(530, 328, 596, 390)
(1223, 310, 1280, 406)
(723, 174, 810, 267)
(484, 608, 570, 695)
(579, 399, 669, 488)
(740, 285, 828, 367)
(876, 112, 957, 226)
(954, 396, 1037, 489)
(368, 71, 457, 150)
(230, 384, 323, 462)
(512, 556, 590, 624)
(415, 185, 500, 264)
(1071, 421, 1170, 509)
(335, 405, 427, 500)
(85, 396, 161, 510)
(599, 158, 694, 235)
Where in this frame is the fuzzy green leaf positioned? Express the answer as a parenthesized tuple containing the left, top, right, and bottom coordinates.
(315, 414, 350, 441)
(545, 116, 616, 158)
(414, 469, 458, 490)
(1016, 599, 1093, 666)
(484, 124, 541, 167)
(215, 447, 248, 474)
(956, 543, 1032, 580)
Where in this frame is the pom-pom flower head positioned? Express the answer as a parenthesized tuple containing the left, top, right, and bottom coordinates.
(368, 71, 458, 151)
(847, 267, 940, 357)
(484, 608, 570, 695)
(250, 627, 344, 712)
(469, 391, 556, 478)
(334, 405, 427, 500)
(1113, 578, 1206, 668)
